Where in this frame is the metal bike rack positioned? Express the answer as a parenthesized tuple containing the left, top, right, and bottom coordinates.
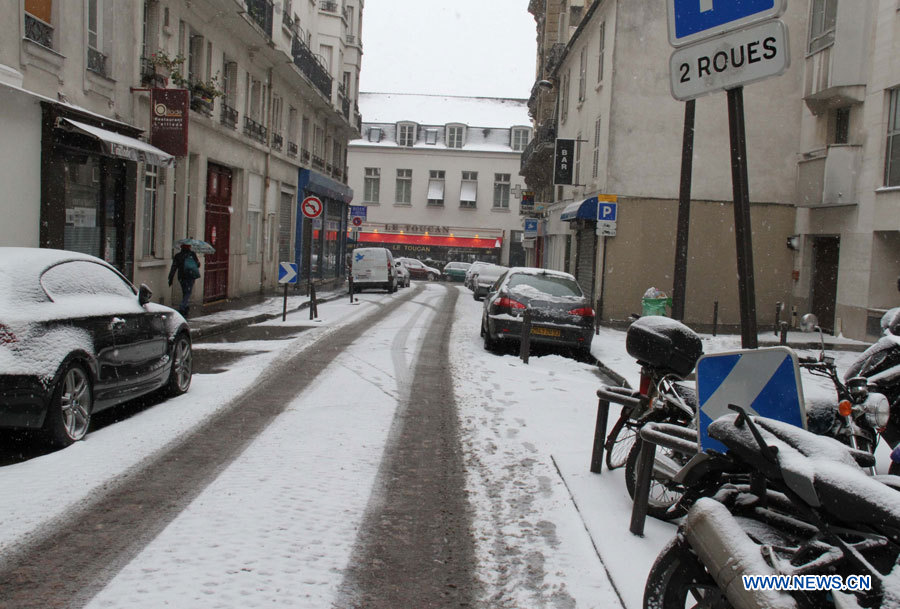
(590, 385, 642, 473)
(630, 422, 699, 536)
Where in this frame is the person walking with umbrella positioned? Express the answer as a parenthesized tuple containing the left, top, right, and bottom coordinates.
(169, 242, 202, 316)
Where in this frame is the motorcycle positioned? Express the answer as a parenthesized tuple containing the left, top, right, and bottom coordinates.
(844, 308, 900, 474)
(644, 405, 900, 609)
(798, 314, 890, 463)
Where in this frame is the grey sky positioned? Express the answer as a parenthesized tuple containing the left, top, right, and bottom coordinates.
(358, 0, 537, 100)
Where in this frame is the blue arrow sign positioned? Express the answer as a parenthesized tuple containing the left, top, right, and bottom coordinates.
(696, 347, 805, 452)
(667, 0, 785, 47)
(278, 262, 298, 284)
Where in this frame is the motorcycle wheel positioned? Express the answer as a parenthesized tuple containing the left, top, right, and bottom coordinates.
(625, 437, 687, 521)
(644, 537, 730, 609)
(605, 411, 637, 471)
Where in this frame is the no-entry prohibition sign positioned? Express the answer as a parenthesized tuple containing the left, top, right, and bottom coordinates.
(301, 196, 323, 219)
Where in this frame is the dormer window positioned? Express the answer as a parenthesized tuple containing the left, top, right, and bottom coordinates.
(446, 124, 466, 148)
(511, 127, 531, 152)
(397, 122, 417, 147)
(367, 127, 382, 142)
(425, 128, 438, 145)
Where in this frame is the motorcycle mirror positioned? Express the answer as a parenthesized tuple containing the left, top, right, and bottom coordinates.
(799, 314, 819, 332)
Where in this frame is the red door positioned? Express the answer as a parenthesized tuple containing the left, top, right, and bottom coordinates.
(204, 164, 232, 302)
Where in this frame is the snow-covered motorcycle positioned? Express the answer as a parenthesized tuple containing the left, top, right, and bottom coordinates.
(644, 405, 900, 609)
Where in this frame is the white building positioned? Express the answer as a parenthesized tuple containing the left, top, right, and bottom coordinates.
(347, 93, 531, 266)
(1, 0, 362, 309)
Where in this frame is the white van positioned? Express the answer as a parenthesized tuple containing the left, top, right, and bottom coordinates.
(350, 247, 397, 293)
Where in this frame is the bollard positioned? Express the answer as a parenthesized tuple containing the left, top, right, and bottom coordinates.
(349, 277, 354, 303)
(712, 300, 719, 337)
(519, 307, 533, 364)
(309, 283, 318, 320)
(629, 438, 657, 537)
(779, 321, 788, 345)
(590, 398, 611, 473)
(774, 301, 782, 336)
(595, 297, 601, 336)
(282, 283, 288, 322)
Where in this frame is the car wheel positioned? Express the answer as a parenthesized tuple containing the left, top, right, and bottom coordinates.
(165, 332, 193, 396)
(483, 322, 499, 353)
(427, 272, 437, 281)
(45, 361, 93, 447)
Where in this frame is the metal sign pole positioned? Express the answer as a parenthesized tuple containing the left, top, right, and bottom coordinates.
(727, 87, 759, 348)
(671, 99, 695, 321)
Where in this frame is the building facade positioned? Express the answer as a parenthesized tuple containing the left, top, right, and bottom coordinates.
(522, 0, 803, 329)
(347, 93, 531, 266)
(1, 0, 361, 310)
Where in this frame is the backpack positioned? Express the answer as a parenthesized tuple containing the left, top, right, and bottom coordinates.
(183, 256, 200, 280)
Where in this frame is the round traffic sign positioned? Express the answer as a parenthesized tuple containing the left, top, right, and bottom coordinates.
(301, 196, 323, 219)
(351, 216, 362, 227)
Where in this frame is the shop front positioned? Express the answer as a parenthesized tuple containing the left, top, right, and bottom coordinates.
(560, 197, 602, 299)
(296, 169, 353, 284)
(39, 103, 174, 281)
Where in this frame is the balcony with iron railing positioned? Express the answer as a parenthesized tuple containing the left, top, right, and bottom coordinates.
(341, 96, 350, 119)
(320, 0, 339, 13)
(301, 148, 311, 163)
(282, 9, 293, 30)
(244, 116, 268, 143)
(287, 141, 298, 157)
(272, 132, 284, 151)
(345, 34, 356, 45)
(245, 0, 274, 39)
(291, 35, 333, 99)
(221, 103, 238, 129)
(24, 13, 53, 49)
(87, 48, 108, 77)
(312, 154, 325, 169)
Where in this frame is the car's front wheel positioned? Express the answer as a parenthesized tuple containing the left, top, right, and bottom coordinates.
(165, 332, 193, 396)
(427, 272, 437, 281)
(45, 361, 93, 447)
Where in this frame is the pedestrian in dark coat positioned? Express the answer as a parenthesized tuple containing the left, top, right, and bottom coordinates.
(168, 244, 201, 316)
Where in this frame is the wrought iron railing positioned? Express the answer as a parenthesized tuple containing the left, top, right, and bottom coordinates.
(345, 34, 356, 45)
(320, 0, 338, 12)
(341, 96, 350, 119)
(287, 141, 298, 157)
(301, 148, 311, 163)
(24, 13, 53, 48)
(87, 48, 108, 77)
(221, 103, 238, 129)
(282, 10, 293, 29)
(291, 35, 332, 99)
(190, 93, 214, 116)
(312, 155, 325, 169)
(245, 0, 274, 38)
(272, 132, 283, 150)
(244, 116, 268, 143)
(140, 56, 157, 86)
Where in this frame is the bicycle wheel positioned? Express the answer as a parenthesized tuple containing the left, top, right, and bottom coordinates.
(605, 412, 637, 470)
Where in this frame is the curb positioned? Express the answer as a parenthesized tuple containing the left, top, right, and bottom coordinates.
(595, 360, 631, 389)
(189, 292, 348, 340)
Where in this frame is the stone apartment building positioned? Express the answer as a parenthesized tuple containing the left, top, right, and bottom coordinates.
(347, 93, 531, 266)
(0, 0, 362, 309)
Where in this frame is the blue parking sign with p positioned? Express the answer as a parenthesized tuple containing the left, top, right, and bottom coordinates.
(599, 203, 617, 221)
(668, 0, 784, 47)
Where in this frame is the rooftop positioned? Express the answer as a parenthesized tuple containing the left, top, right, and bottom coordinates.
(358, 92, 530, 128)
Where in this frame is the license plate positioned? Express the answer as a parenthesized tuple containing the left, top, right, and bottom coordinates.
(531, 326, 561, 337)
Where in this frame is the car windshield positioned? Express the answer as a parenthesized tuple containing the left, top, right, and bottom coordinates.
(507, 273, 583, 298)
(477, 266, 508, 281)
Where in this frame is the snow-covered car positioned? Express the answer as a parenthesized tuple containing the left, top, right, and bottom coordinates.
(481, 267, 594, 358)
(0, 248, 192, 448)
(396, 257, 440, 281)
(394, 260, 411, 288)
(442, 261, 471, 282)
(464, 261, 491, 290)
(471, 264, 509, 300)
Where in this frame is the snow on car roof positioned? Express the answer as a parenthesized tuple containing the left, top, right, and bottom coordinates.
(0, 247, 103, 306)
(506, 267, 577, 280)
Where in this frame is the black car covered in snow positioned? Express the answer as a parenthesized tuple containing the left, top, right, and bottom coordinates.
(0, 248, 192, 448)
(480, 267, 594, 357)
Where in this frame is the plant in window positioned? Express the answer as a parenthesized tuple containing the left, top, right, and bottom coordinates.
(147, 50, 186, 85)
(189, 73, 225, 101)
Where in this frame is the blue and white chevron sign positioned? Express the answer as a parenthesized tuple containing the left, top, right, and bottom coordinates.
(278, 262, 298, 284)
(696, 347, 805, 453)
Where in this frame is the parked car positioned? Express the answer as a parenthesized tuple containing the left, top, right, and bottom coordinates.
(0, 248, 192, 448)
(442, 261, 472, 282)
(350, 247, 397, 293)
(471, 264, 509, 300)
(394, 260, 411, 288)
(481, 267, 594, 358)
(396, 257, 440, 281)
(464, 261, 492, 290)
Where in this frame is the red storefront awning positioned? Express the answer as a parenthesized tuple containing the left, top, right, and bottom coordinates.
(357, 233, 502, 249)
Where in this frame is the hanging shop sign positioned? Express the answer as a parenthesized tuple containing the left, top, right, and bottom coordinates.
(553, 139, 575, 185)
(150, 88, 189, 157)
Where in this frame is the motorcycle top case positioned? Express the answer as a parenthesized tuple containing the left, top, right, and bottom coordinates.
(626, 316, 703, 377)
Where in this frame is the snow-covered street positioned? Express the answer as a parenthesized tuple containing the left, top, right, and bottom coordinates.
(0, 283, 886, 608)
